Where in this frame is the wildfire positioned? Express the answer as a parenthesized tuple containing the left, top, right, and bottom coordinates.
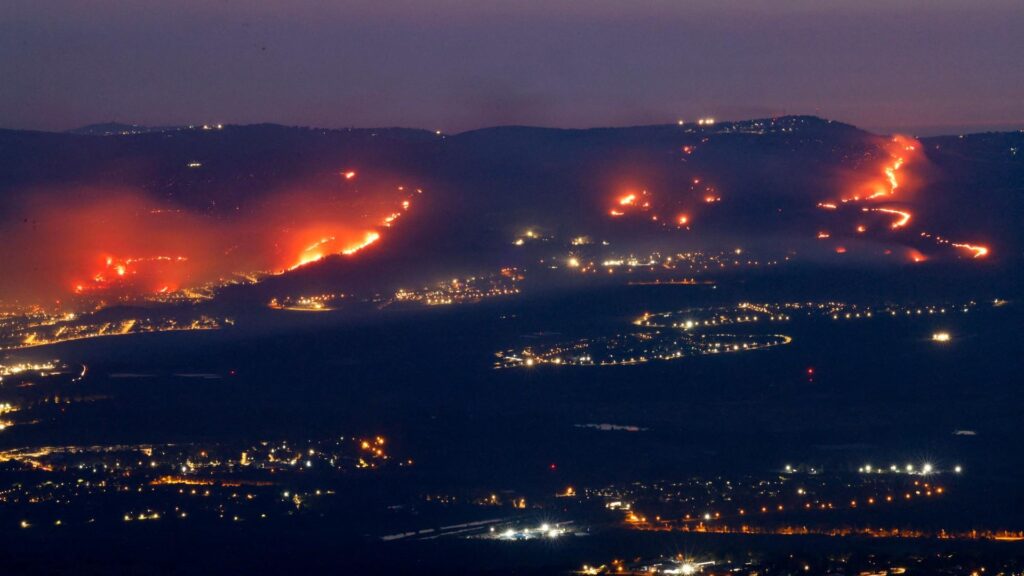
(278, 176, 416, 273)
(606, 177, 720, 234)
(381, 194, 413, 228)
(74, 255, 190, 295)
(608, 190, 654, 217)
(952, 243, 988, 258)
(0, 173, 423, 306)
(838, 138, 913, 205)
(819, 135, 990, 261)
(876, 157, 904, 198)
(868, 207, 912, 229)
(288, 231, 382, 271)
(341, 231, 381, 255)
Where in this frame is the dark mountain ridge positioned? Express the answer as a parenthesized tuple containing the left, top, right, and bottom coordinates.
(1, 116, 1021, 302)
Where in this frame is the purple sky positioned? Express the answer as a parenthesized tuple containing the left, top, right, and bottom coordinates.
(2, 0, 1022, 135)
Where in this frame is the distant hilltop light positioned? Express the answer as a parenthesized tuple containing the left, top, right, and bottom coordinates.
(697, 117, 715, 126)
(932, 331, 952, 342)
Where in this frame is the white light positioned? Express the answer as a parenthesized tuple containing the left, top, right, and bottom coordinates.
(922, 463, 933, 474)
(955, 465, 963, 473)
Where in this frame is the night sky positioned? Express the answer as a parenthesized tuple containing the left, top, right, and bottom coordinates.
(2, 0, 1021, 134)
